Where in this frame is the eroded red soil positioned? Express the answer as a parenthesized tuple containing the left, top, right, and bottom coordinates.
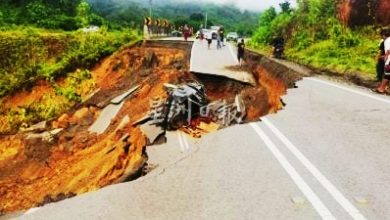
(0, 41, 299, 214)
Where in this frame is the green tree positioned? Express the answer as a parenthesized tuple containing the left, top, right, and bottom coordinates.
(252, 7, 277, 43)
(26, 1, 51, 25)
(279, 1, 292, 14)
(76, 0, 91, 28)
(190, 13, 204, 21)
(0, 10, 3, 24)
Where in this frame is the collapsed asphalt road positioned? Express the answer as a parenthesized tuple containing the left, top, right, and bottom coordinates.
(10, 40, 390, 220)
(0, 39, 301, 215)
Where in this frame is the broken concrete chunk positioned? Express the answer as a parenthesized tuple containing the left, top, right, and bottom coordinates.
(88, 102, 125, 135)
(140, 123, 165, 144)
(111, 85, 140, 105)
(52, 114, 70, 129)
(26, 128, 63, 143)
(49, 128, 64, 136)
(20, 121, 48, 133)
(115, 115, 131, 132)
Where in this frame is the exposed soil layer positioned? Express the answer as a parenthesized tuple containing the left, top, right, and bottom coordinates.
(338, 0, 390, 26)
(0, 40, 301, 214)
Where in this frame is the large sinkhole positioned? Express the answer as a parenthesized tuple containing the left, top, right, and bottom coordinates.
(0, 40, 302, 214)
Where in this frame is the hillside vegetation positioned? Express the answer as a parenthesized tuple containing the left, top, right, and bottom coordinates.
(87, 0, 259, 35)
(0, 28, 139, 97)
(0, 0, 140, 98)
(250, 0, 380, 80)
(0, 0, 105, 30)
(0, 1, 140, 133)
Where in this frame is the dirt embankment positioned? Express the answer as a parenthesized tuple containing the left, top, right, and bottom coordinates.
(338, 0, 390, 26)
(0, 40, 301, 214)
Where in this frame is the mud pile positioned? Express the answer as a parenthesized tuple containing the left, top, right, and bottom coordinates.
(0, 40, 301, 214)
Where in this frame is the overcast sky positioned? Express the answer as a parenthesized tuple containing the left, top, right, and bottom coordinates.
(193, 0, 296, 11)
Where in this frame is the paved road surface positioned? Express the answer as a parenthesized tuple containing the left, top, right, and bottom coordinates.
(190, 40, 256, 85)
(8, 40, 390, 220)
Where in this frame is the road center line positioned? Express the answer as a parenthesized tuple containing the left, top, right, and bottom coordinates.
(181, 132, 191, 150)
(228, 43, 239, 64)
(177, 131, 190, 151)
(177, 131, 185, 152)
(261, 117, 367, 220)
(249, 123, 336, 220)
(306, 77, 390, 105)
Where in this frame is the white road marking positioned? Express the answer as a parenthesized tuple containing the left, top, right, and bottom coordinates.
(306, 77, 390, 105)
(181, 132, 191, 150)
(228, 43, 239, 64)
(177, 131, 190, 151)
(250, 123, 336, 220)
(261, 117, 367, 220)
(177, 131, 185, 152)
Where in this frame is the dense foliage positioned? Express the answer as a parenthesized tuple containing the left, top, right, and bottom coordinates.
(87, 0, 259, 35)
(250, 0, 380, 78)
(0, 28, 139, 97)
(0, 0, 105, 30)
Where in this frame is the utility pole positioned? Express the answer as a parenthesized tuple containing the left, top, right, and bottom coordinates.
(149, 0, 153, 37)
(149, 0, 153, 20)
(205, 12, 208, 29)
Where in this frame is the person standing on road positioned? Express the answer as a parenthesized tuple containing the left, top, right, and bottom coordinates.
(199, 24, 204, 41)
(219, 25, 225, 46)
(216, 33, 222, 49)
(375, 28, 390, 94)
(184, 24, 190, 41)
(376, 29, 387, 81)
(237, 39, 245, 66)
(206, 32, 212, 49)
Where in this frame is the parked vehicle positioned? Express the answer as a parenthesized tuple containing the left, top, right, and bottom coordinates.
(226, 32, 239, 42)
(202, 29, 218, 40)
(209, 26, 220, 39)
(171, 30, 183, 37)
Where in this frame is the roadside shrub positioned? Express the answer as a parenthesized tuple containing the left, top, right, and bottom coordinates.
(251, 0, 378, 79)
(252, 7, 277, 44)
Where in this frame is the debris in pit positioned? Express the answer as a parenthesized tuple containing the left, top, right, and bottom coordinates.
(140, 123, 165, 145)
(136, 81, 248, 142)
(111, 85, 140, 105)
(135, 81, 207, 131)
(88, 102, 125, 134)
(164, 82, 208, 130)
(0, 40, 300, 214)
(203, 94, 246, 127)
(88, 86, 139, 135)
(26, 128, 64, 143)
(180, 118, 220, 138)
(20, 121, 48, 133)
